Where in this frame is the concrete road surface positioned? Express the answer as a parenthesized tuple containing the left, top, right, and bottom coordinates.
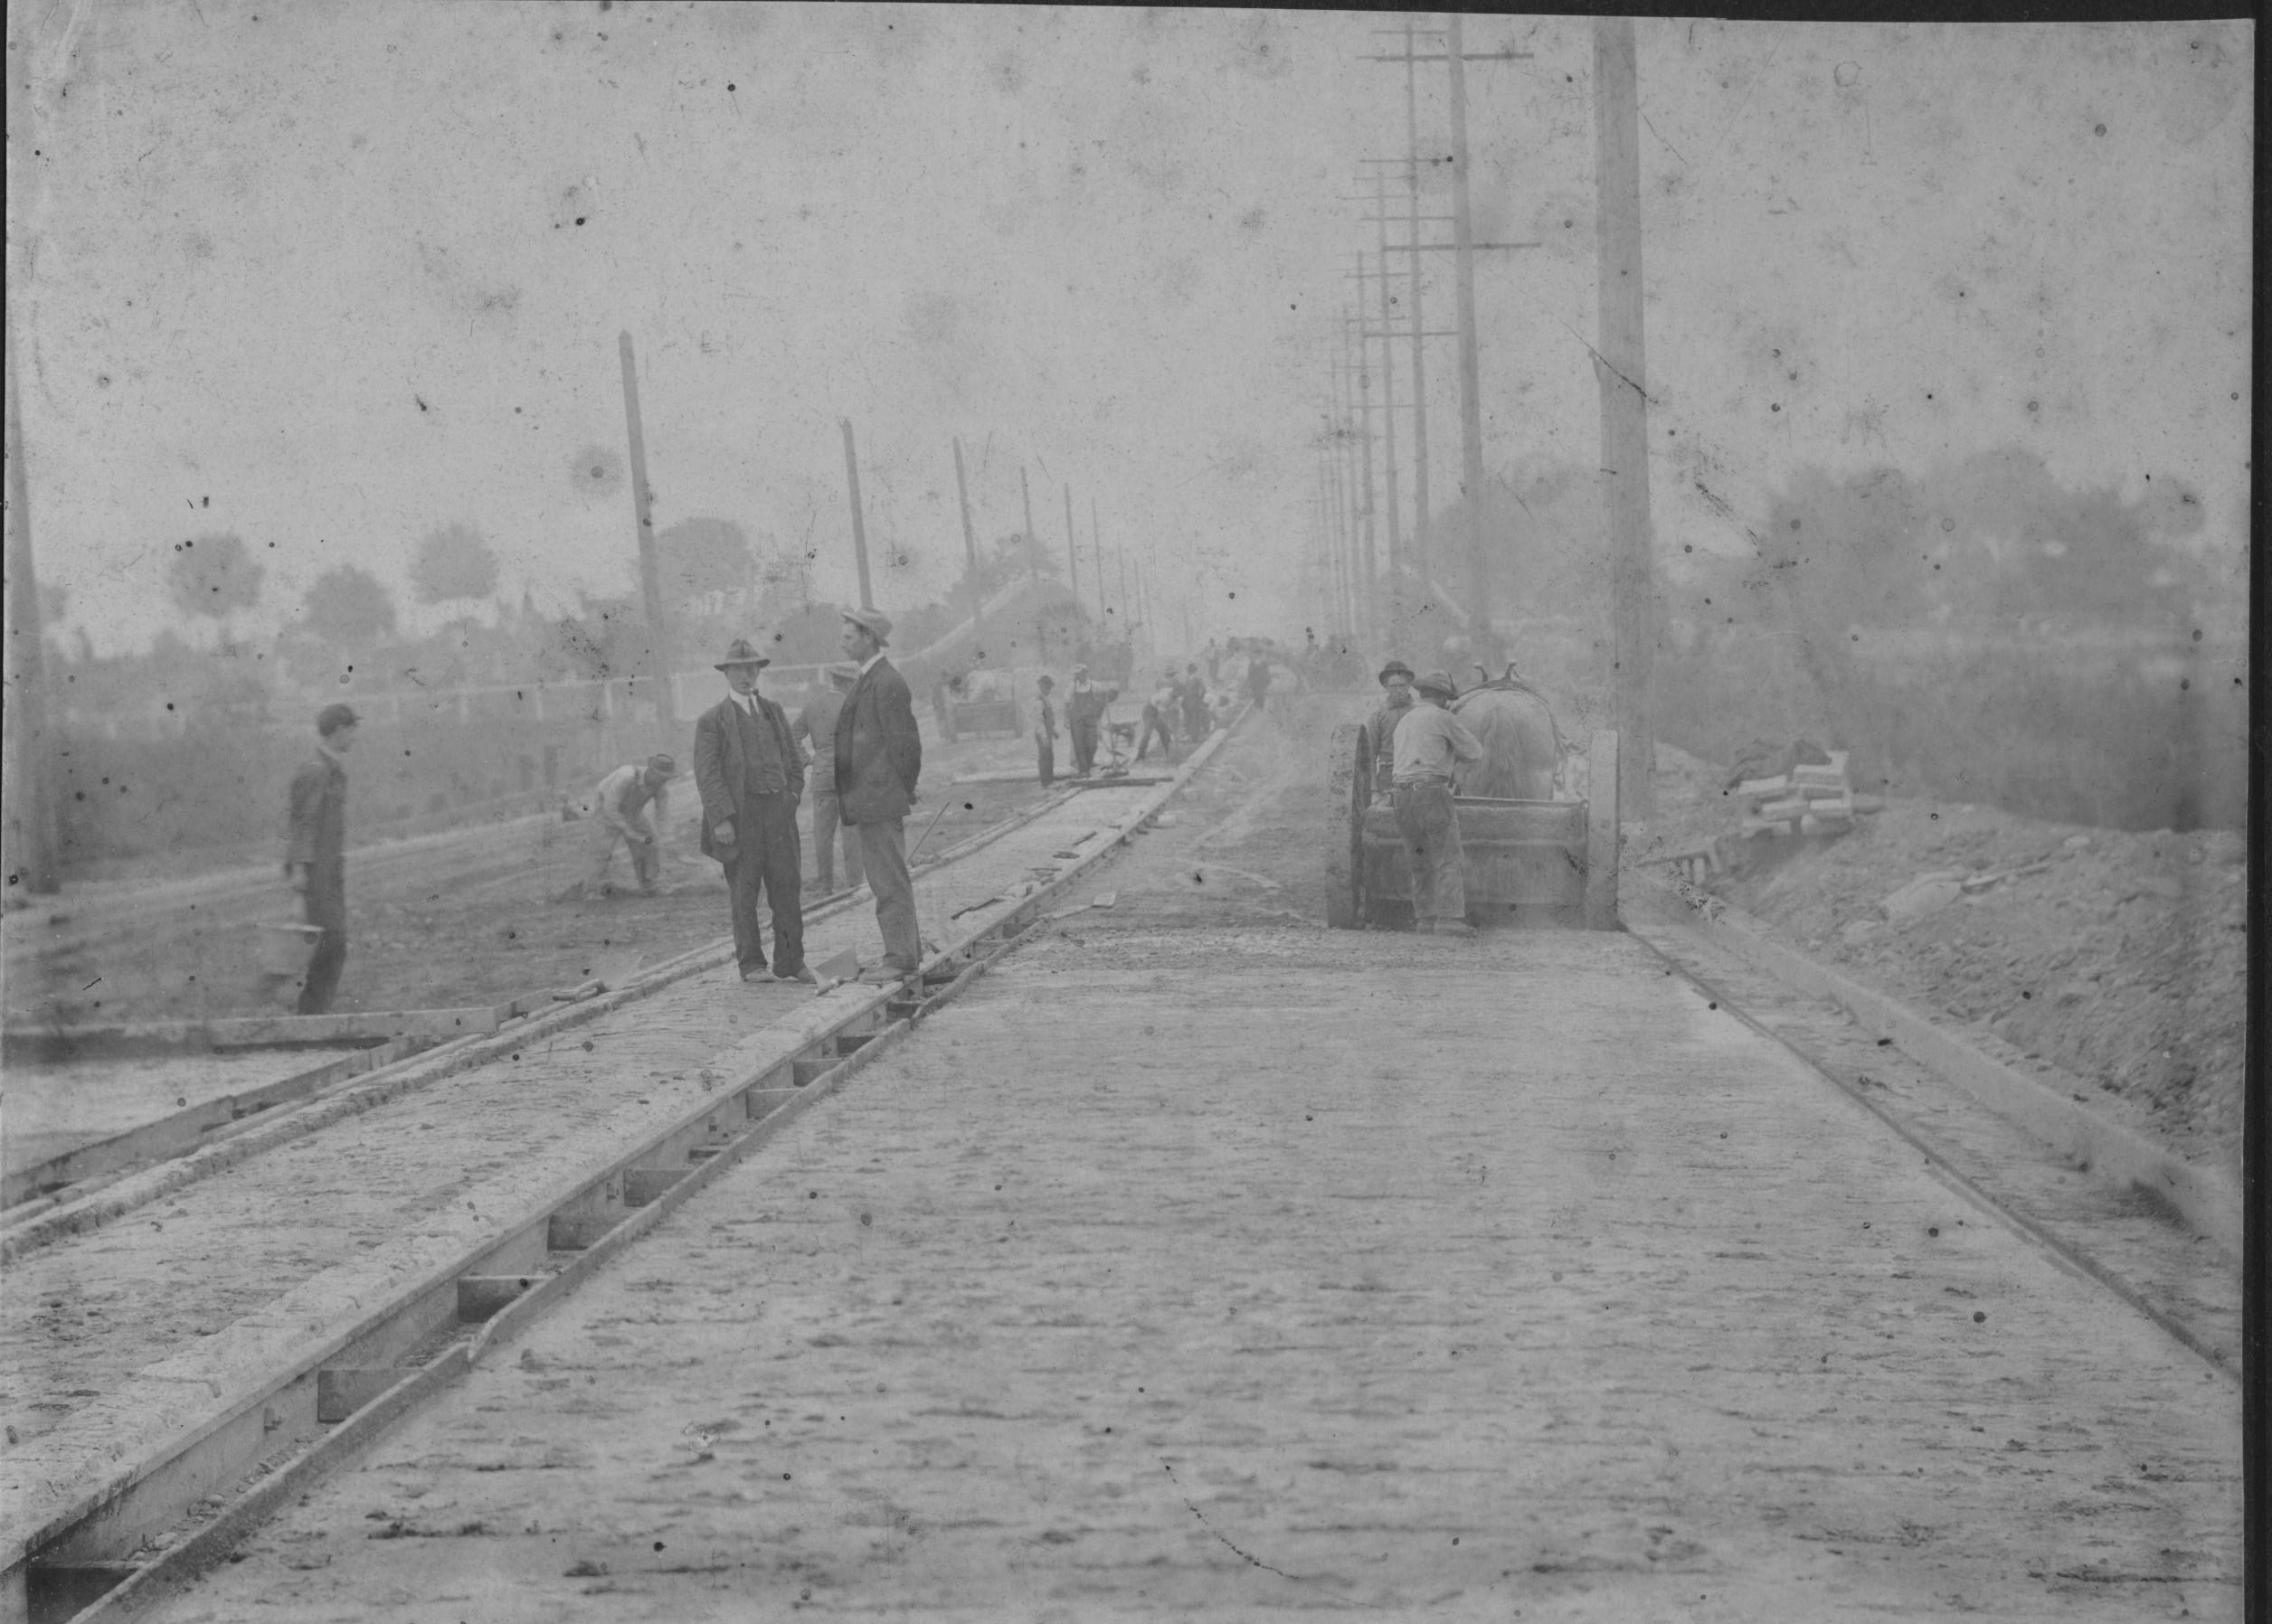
(148, 712, 2239, 1623)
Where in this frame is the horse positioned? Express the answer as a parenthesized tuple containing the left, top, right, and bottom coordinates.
(1449, 666, 1563, 801)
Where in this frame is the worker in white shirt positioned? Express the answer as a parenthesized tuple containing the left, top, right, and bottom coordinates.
(1389, 671, 1485, 937)
(555, 753, 677, 902)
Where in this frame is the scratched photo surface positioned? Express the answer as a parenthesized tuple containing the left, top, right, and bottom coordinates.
(0, 6, 2249, 1620)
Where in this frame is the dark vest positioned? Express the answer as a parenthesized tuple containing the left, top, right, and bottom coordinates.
(733, 700, 792, 798)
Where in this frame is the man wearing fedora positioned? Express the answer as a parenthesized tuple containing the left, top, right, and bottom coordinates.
(1369, 659, 1417, 799)
(834, 606, 924, 979)
(692, 637, 813, 983)
(792, 662, 865, 895)
(1389, 669, 1486, 938)
(285, 702, 359, 1014)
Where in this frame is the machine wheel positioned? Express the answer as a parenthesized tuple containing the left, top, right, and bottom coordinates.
(1582, 728, 1622, 930)
(1324, 722, 1368, 929)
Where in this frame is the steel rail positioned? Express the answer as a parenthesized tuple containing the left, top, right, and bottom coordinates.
(1624, 884, 2238, 1383)
(12, 712, 1252, 1622)
(0, 783, 1084, 1255)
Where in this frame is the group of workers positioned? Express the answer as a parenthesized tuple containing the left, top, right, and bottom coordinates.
(1367, 658, 1485, 939)
(283, 605, 928, 1013)
(1031, 662, 1224, 785)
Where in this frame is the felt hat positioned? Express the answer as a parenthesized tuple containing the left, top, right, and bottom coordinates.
(714, 637, 772, 670)
(645, 753, 677, 778)
(1377, 659, 1415, 686)
(840, 605, 893, 644)
(315, 703, 360, 736)
(1415, 668, 1459, 701)
(1037, 675, 1056, 690)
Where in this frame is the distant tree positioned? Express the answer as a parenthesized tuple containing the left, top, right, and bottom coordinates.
(535, 591, 648, 682)
(657, 517, 755, 610)
(301, 565, 399, 647)
(411, 522, 500, 608)
(166, 532, 264, 646)
(759, 598, 849, 666)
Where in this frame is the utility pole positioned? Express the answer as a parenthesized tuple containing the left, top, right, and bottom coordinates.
(1367, 19, 1532, 656)
(1401, 14, 1434, 593)
(839, 419, 876, 612)
(618, 332, 676, 725)
(951, 436, 981, 625)
(1340, 314, 1380, 646)
(1064, 483, 1081, 628)
(1090, 496, 1109, 628)
(1113, 505, 1130, 634)
(5, 298, 59, 892)
(1019, 465, 1039, 585)
(1595, 15, 1657, 817)
(1445, 11, 1490, 656)
(1364, 222, 1402, 586)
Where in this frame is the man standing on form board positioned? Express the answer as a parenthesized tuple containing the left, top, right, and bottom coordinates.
(833, 607, 924, 981)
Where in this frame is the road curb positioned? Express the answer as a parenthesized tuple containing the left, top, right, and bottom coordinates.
(5, 736, 1243, 1604)
(1625, 873, 2239, 1255)
(0, 785, 1084, 1261)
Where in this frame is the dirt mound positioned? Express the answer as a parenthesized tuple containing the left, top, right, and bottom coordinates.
(1627, 748, 2243, 1175)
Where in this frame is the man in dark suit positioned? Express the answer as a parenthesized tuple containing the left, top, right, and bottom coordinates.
(692, 637, 813, 984)
(833, 606, 923, 979)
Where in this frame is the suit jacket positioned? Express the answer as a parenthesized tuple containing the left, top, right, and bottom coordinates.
(833, 656, 922, 826)
(286, 751, 347, 882)
(693, 694, 804, 861)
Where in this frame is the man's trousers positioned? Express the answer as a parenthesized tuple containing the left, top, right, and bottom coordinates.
(724, 793, 804, 976)
(1391, 781, 1467, 929)
(848, 815, 922, 976)
(582, 817, 660, 892)
(298, 870, 347, 1015)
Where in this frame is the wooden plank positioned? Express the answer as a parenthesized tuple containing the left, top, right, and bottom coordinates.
(314, 1368, 401, 1424)
(456, 1275, 536, 1323)
(621, 1166, 681, 1207)
(545, 1209, 622, 1251)
(1, 1098, 236, 1209)
(4, 1008, 497, 1061)
(2, 1038, 428, 1212)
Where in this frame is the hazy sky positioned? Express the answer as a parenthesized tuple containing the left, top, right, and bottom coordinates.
(8, 4, 2251, 656)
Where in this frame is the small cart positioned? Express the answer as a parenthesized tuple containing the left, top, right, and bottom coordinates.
(1323, 723, 1622, 930)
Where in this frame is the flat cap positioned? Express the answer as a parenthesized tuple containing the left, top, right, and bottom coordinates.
(840, 605, 893, 644)
(315, 703, 360, 736)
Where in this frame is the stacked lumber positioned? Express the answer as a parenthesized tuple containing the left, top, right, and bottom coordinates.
(1735, 751, 1854, 838)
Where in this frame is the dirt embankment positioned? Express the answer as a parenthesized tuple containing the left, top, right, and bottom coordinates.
(1626, 745, 2243, 1175)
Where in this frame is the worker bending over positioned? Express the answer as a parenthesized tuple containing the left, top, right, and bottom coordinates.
(556, 753, 677, 902)
(1390, 670, 1484, 938)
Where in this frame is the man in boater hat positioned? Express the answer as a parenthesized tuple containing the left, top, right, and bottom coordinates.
(692, 637, 814, 983)
(834, 606, 924, 981)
